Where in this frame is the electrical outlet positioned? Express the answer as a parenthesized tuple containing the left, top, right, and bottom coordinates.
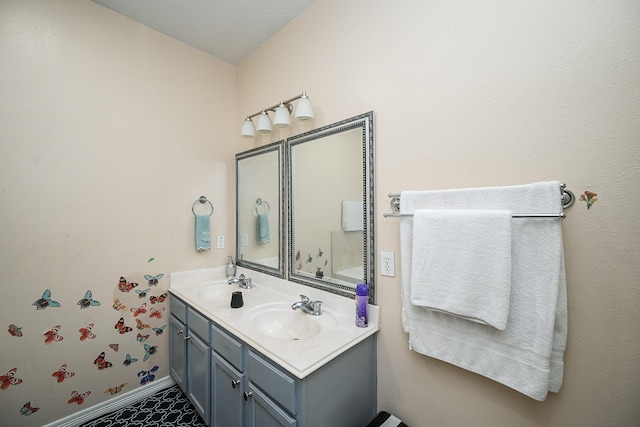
(381, 251, 395, 277)
(241, 234, 249, 247)
(216, 235, 224, 249)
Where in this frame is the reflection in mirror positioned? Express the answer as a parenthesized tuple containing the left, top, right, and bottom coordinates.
(236, 141, 284, 278)
(288, 112, 374, 301)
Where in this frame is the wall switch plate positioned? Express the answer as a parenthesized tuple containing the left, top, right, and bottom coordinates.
(381, 251, 395, 277)
(241, 234, 249, 247)
(216, 235, 224, 249)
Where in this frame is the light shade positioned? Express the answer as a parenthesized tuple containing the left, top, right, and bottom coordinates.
(256, 111, 273, 133)
(294, 92, 314, 121)
(273, 102, 291, 127)
(240, 117, 255, 138)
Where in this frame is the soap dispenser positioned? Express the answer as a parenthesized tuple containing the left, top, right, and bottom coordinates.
(226, 256, 236, 278)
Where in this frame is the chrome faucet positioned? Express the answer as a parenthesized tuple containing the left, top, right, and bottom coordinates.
(291, 295, 323, 316)
(227, 273, 253, 289)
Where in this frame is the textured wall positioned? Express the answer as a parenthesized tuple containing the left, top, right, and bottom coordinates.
(237, 0, 640, 425)
(0, 0, 235, 425)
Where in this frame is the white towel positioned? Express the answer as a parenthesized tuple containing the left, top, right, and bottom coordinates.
(341, 201, 363, 231)
(400, 181, 567, 401)
(410, 209, 512, 330)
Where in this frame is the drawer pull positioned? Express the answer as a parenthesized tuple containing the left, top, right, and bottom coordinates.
(243, 391, 253, 401)
(231, 379, 240, 389)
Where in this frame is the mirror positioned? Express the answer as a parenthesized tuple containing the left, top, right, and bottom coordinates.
(288, 112, 375, 301)
(236, 141, 285, 278)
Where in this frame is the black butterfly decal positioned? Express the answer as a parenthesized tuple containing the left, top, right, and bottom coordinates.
(77, 290, 101, 309)
(33, 289, 61, 310)
(144, 273, 164, 286)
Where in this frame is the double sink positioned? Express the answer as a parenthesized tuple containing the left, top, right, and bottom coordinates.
(169, 266, 379, 378)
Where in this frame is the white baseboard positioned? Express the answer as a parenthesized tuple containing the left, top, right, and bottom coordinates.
(43, 375, 176, 427)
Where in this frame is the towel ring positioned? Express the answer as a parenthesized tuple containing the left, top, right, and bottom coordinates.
(192, 196, 214, 216)
(255, 198, 270, 215)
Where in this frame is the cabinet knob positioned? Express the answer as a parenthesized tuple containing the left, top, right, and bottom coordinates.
(231, 379, 240, 389)
(184, 335, 190, 341)
(176, 329, 184, 335)
(243, 391, 253, 401)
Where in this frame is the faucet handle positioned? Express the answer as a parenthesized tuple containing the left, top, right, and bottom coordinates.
(311, 300, 323, 315)
(299, 294, 310, 303)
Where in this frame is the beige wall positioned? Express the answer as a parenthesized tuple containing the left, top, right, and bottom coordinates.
(237, 0, 640, 426)
(0, 0, 235, 425)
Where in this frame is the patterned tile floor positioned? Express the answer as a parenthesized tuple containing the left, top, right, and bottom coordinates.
(81, 385, 207, 427)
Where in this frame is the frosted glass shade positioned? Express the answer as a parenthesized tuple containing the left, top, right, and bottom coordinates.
(294, 93, 314, 121)
(256, 111, 273, 133)
(241, 117, 255, 138)
(273, 103, 291, 127)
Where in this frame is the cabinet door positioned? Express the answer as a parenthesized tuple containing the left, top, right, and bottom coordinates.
(211, 351, 244, 427)
(169, 315, 187, 392)
(245, 384, 296, 427)
(187, 331, 211, 425)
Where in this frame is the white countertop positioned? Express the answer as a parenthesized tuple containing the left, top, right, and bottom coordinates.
(169, 266, 379, 379)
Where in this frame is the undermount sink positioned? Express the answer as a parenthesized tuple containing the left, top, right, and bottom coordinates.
(244, 302, 338, 341)
(196, 281, 258, 301)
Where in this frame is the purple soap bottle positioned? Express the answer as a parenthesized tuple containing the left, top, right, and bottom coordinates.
(356, 283, 369, 328)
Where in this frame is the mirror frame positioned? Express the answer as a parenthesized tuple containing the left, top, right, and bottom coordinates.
(287, 111, 375, 302)
(235, 140, 285, 278)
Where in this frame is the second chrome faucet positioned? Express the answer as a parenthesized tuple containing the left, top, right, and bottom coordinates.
(291, 295, 323, 316)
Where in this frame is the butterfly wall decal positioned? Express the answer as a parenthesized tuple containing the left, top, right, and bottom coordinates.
(136, 319, 151, 330)
(33, 289, 61, 310)
(94, 352, 113, 370)
(79, 323, 96, 341)
(8, 324, 23, 337)
(137, 365, 159, 385)
(114, 318, 132, 334)
(51, 364, 75, 383)
(112, 297, 127, 311)
(105, 383, 127, 394)
(77, 290, 101, 309)
(149, 293, 167, 304)
(144, 273, 164, 286)
(136, 333, 149, 343)
(153, 325, 167, 336)
(44, 325, 63, 344)
(1, 368, 22, 389)
(109, 343, 119, 352)
(19, 401, 39, 416)
(67, 390, 91, 405)
(143, 344, 158, 361)
(122, 353, 138, 367)
(149, 307, 165, 319)
(130, 303, 147, 317)
(118, 277, 138, 292)
(135, 288, 151, 299)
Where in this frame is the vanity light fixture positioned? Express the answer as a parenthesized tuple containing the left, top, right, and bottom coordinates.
(240, 92, 313, 138)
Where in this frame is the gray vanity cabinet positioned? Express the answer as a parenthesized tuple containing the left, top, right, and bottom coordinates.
(169, 297, 211, 425)
(170, 295, 377, 427)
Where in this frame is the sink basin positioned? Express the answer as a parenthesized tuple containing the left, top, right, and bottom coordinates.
(244, 302, 338, 341)
(196, 281, 258, 302)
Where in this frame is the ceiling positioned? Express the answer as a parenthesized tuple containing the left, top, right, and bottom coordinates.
(91, 0, 316, 64)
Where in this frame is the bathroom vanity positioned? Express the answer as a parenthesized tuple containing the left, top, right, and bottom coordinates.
(169, 267, 379, 427)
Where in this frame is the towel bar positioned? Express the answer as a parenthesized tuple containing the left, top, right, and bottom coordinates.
(383, 183, 574, 218)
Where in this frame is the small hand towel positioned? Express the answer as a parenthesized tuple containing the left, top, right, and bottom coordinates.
(195, 214, 211, 252)
(410, 208, 512, 330)
(400, 181, 567, 401)
(257, 213, 270, 244)
(341, 201, 363, 231)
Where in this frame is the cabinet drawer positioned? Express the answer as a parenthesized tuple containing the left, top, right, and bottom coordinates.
(169, 294, 187, 323)
(211, 324, 243, 371)
(247, 350, 296, 415)
(187, 307, 210, 343)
